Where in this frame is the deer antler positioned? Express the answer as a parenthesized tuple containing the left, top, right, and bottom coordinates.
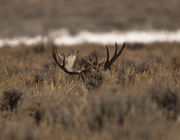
(52, 49, 82, 75)
(81, 51, 98, 70)
(52, 42, 126, 75)
(104, 42, 126, 70)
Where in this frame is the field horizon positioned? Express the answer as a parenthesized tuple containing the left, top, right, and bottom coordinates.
(1, 0, 180, 38)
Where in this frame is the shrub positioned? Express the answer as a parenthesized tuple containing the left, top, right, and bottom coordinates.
(151, 86, 179, 120)
(0, 89, 22, 111)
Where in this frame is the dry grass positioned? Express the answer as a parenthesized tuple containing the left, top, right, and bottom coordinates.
(0, 42, 180, 140)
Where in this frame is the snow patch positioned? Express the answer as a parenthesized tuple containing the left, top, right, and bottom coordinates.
(1, 29, 180, 47)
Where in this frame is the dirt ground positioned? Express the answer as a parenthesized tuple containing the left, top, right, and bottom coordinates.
(0, 0, 180, 38)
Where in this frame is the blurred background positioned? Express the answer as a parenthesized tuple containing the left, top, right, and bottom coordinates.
(0, 0, 180, 38)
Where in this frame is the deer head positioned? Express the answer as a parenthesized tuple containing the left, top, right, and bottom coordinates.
(52, 42, 126, 75)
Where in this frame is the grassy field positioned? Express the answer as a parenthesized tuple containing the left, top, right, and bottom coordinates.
(0, 42, 180, 140)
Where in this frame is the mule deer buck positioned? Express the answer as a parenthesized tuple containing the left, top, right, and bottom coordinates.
(52, 42, 126, 75)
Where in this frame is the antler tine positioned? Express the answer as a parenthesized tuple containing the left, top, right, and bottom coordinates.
(53, 48, 65, 69)
(117, 42, 126, 56)
(62, 55, 65, 67)
(106, 45, 110, 61)
(52, 49, 61, 67)
(104, 42, 126, 70)
(114, 42, 118, 55)
(54, 49, 65, 67)
(82, 58, 93, 68)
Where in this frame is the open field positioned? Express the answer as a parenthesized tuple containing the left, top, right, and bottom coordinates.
(0, 42, 180, 139)
(1, 0, 180, 37)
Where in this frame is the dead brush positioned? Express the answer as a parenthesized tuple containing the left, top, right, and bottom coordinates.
(150, 85, 180, 120)
(0, 89, 22, 111)
(27, 102, 44, 125)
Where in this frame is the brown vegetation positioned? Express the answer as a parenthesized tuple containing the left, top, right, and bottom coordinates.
(0, 42, 180, 140)
(1, 0, 180, 37)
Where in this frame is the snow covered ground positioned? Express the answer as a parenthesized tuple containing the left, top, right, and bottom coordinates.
(1, 29, 180, 47)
